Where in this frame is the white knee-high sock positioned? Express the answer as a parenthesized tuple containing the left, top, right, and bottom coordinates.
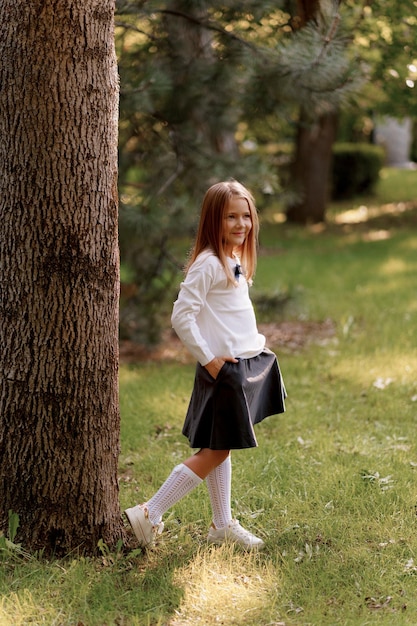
(205, 455, 233, 529)
(146, 463, 202, 525)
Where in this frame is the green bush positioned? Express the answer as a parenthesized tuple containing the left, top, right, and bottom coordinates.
(331, 142, 384, 199)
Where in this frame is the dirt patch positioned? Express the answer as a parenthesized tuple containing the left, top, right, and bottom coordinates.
(119, 319, 336, 364)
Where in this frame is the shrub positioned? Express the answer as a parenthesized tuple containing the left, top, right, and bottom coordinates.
(331, 142, 384, 199)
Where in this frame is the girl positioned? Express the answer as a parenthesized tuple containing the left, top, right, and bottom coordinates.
(125, 180, 286, 550)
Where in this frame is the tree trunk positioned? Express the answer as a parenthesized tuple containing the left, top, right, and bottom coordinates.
(286, 109, 338, 224)
(0, 0, 123, 555)
(295, 0, 321, 25)
(286, 0, 339, 224)
(164, 0, 239, 159)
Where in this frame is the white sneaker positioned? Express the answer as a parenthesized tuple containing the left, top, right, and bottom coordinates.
(124, 504, 164, 547)
(207, 519, 265, 550)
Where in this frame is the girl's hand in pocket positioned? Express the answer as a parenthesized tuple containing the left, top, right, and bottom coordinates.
(205, 356, 238, 379)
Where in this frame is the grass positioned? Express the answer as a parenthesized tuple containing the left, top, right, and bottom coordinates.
(1, 168, 417, 625)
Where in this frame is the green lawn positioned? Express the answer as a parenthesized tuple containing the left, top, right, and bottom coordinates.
(1, 168, 417, 625)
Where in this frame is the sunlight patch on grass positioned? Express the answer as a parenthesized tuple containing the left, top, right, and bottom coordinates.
(171, 546, 280, 625)
(399, 235, 417, 251)
(378, 256, 409, 276)
(331, 352, 417, 388)
(406, 301, 417, 313)
(119, 366, 144, 384)
(0, 590, 61, 626)
(270, 211, 287, 224)
(333, 201, 415, 225)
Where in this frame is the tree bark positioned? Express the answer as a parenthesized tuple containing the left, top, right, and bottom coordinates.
(0, 0, 123, 554)
(295, 0, 321, 25)
(286, 0, 338, 224)
(286, 110, 338, 224)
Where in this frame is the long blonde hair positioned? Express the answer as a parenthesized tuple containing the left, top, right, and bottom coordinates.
(186, 180, 259, 284)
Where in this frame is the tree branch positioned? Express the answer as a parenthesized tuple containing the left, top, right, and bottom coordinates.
(313, 10, 342, 67)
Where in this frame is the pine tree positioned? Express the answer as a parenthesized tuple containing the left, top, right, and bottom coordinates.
(116, 0, 262, 343)
(115, 0, 361, 338)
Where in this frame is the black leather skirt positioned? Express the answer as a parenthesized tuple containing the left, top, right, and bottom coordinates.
(182, 349, 286, 450)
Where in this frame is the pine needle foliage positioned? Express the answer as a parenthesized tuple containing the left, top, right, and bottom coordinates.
(115, 0, 363, 342)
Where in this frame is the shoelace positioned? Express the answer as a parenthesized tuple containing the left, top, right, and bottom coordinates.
(229, 522, 257, 541)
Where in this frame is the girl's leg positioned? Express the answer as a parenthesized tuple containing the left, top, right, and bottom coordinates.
(183, 448, 230, 479)
(145, 448, 229, 525)
(125, 447, 264, 549)
(125, 449, 230, 546)
(205, 454, 233, 529)
(203, 453, 265, 550)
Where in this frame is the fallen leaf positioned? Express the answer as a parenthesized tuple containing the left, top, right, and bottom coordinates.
(365, 595, 393, 610)
(373, 377, 394, 389)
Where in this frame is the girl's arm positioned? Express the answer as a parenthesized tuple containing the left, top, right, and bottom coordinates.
(171, 255, 216, 366)
(172, 253, 238, 373)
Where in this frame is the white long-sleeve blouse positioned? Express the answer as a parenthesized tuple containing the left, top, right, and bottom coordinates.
(171, 250, 265, 366)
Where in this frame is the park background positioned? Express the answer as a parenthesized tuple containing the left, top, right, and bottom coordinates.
(1, 1, 417, 625)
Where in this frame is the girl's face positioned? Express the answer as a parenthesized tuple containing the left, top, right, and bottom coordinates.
(222, 196, 252, 257)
